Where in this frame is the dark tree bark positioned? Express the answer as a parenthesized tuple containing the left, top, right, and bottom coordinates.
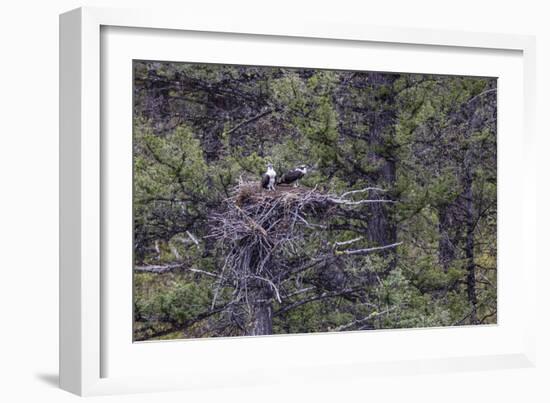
(244, 247, 275, 336)
(365, 73, 399, 269)
(438, 204, 457, 273)
(367, 160, 397, 270)
(247, 289, 274, 336)
(463, 168, 478, 324)
(333, 72, 399, 267)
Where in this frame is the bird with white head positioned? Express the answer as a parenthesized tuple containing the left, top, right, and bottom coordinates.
(261, 163, 277, 191)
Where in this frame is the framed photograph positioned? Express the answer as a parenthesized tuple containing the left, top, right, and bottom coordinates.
(60, 6, 537, 396)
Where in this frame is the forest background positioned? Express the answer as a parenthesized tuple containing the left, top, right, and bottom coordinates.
(133, 61, 497, 341)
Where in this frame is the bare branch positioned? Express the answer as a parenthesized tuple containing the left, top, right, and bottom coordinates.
(134, 263, 220, 278)
(333, 236, 363, 248)
(186, 230, 200, 246)
(340, 187, 387, 198)
(224, 108, 274, 136)
(337, 242, 403, 256)
(465, 88, 497, 106)
(249, 275, 282, 303)
(282, 286, 315, 299)
(333, 306, 398, 331)
(274, 287, 364, 316)
(329, 198, 396, 206)
(135, 303, 230, 341)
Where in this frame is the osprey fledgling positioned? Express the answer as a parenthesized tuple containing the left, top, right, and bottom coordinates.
(261, 163, 277, 191)
(279, 164, 308, 187)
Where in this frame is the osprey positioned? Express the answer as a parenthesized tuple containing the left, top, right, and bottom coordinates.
(279, 164, 308, 187)
(261, 163, 277, 191)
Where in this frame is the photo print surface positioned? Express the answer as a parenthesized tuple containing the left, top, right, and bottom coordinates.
(133, 61, 497, 341)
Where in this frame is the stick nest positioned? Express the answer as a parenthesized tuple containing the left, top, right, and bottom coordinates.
(210, 181, 336, 250)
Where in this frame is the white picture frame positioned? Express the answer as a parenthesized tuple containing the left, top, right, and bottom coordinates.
(60, 6, 537, 396)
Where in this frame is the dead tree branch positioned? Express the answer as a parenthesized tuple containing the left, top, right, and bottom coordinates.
(224, 108, 275, 136)
(134, 263, 221, 278)
(336, 242, 403, 256)
(332, 306, 398, 331)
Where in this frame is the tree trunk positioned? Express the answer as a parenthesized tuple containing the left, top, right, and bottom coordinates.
(244, 252, 274, 336)
(246, 286, 273, 336)
(366, 73, 399, 271)
(437, 204, 456, 273)
(333, 72, 399, 272)
(250, 298, 273, 336)
(463, 170, 478, 324)
(367, 159, 397, 271)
